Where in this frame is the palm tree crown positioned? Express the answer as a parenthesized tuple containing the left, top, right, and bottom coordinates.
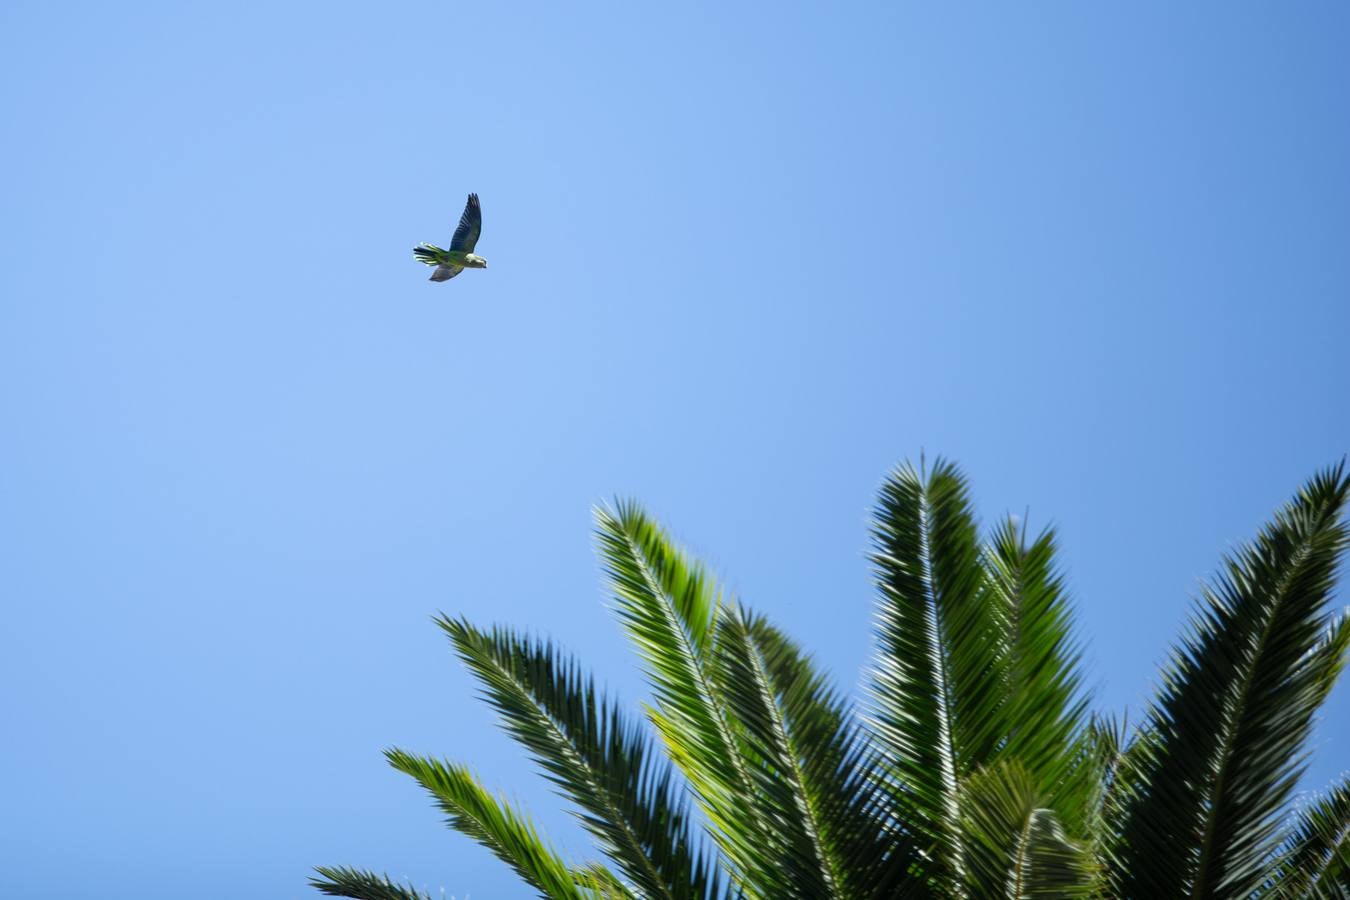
(315, 459, 1350, 899)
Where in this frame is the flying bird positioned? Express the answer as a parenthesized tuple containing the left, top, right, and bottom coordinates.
(414, 193, 487, 282)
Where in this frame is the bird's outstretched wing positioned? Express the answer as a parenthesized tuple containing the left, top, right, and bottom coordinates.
(449, 193, 482, 252)
(430, 264, 463, 282)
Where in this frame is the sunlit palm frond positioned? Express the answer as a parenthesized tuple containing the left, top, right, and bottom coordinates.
(1307, 608, 1350, 713)
(572, 862, 640, 899)
(981, 518, 1093, 830)
(741, 613, 927, 899)
(594, 502, 776, 896)
(596, 500, 720, 656)
(866, 458, 1008, 889)
(439, 616, 725, 900)
(384, 749, 600, 900)
(309, 867, 433, 900)
(710, 603, 846, 899)
(960, 761, 1095, 898)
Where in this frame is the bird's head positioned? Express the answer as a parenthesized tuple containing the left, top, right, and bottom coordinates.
(465, 254, 488, 269)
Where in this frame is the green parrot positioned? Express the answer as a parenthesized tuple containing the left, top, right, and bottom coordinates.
(413, 193, 487, 282)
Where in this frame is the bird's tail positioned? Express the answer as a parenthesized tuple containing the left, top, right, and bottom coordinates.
(413, 243, 445, 266)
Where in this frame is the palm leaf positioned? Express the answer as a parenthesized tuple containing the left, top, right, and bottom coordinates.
(594, 502, 778, 896)
(866, 458, 1004, 889)
(960, 761, 1095, 898)
(1268, 775, 1350, 899)
(741, 613, 927, 899)
(310, 867, 433, 900)
(1113, 463, 1350, 898)
(1306, 607, 1350, 712)
(982, 518, 1092, 830)
(1282, 781, 1350, 900)
(573, 862, 641, 898)
(384, 749, 599, 900)
(439, 616, 726, 900)
(710, 603, 846, 898)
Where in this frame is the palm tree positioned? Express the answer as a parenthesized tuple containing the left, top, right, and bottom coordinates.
(313, 459, 1350, 899)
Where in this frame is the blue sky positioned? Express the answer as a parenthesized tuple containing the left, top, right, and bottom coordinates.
(2, 2, 1347, 897)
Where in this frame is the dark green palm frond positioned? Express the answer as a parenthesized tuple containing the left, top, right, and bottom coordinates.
(741, 613, 927, 899)
(1072, 715, 1129, 881)
(1114, 464, 1350, 899)
(310, 867, 433, 900)
(1081, 716, 1162, 897)
(439, 616, 726, 900)
(982, 518, 1092, 829)
(596, 500, 720, 657)
(709, 603, 846, 899)
(384, 749, 599, 900)
(866, 458, 1004, 888)
(1268, 776, 1350, 899)
(960, 761, 1095, 899)
(1306, 608, 1350, 712)
(594, 502, 774, 896)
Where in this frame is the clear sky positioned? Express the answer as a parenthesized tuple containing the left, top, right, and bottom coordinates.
(2, 3, 1348, 897)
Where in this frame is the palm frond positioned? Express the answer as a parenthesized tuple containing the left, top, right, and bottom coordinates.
(1113, 463, 1350, 898)
(309, 867, 433, 900)
(384, 748, 597, 900)
(596, 500, 720, 656)
(1082, 716, 1162, 897)
(1268, 775, 1350, 899)
(573, 862, 640, 899)
(960, 761, 1095, 898)
(316, 458, 1350, 900)
(439, 616, 725, 900)
(741, 613, 927, 899)
(594, 502, 774, 896)
(866, 458, 1003, 888)
(710, 603, 845, 899)
(1307, 608, 1350, 712)
(982, 518, 1093, 829)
